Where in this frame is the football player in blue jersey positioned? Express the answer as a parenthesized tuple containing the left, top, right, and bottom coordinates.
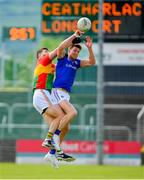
(50, 34, 96, 161)
(43, 30, 85, 164)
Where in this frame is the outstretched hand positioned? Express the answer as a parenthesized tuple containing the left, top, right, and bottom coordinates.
(75, 29, 84, 37)
(84, 36, 93, 48)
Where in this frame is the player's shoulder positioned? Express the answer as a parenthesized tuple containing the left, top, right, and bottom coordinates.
(58, 54, 68, 61)
(75, 58, 81, 63)
(74, 58, 81, 67)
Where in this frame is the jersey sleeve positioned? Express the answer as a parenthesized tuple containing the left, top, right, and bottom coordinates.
(76, 59, 81, 68)
(57, 54, 68, 61)
(57, 55, 67, 67)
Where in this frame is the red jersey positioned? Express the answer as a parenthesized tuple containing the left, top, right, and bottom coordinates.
(33, 54, 55, 90)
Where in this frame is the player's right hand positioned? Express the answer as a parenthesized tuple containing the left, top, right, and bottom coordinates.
(75, 29, 84, 37)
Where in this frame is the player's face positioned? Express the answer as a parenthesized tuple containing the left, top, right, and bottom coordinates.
(69, 47, 80, 60)
(39, 49, 49, 59)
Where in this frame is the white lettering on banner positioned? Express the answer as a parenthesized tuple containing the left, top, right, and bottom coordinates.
(79, 141, 96, 153)
(61, 141, 79, 152)
(103, 144, 110, 152)
(61, 141, 96, 153)
(61, 141, 110, 153)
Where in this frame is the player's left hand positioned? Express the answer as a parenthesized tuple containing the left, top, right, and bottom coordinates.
(84, 36, 92, 48)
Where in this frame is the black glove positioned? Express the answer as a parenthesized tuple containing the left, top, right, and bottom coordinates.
(72, 37, 82, 44)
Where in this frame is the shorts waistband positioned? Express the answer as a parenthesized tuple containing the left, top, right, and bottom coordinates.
(34, 88, 51, 93)
(57, 88, 68, 93)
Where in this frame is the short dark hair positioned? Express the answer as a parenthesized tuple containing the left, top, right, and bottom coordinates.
(69, 44, 82, 50)
(36, 47, 49, 59)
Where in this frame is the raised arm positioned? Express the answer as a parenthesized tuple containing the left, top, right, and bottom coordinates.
(80, 36, 96, 67)
(49, 48, 58, 60)
(57, 30, 83, 58)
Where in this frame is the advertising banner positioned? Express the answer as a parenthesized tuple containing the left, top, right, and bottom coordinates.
(81, 43, 144, 66)
(16, 140, 141, 165)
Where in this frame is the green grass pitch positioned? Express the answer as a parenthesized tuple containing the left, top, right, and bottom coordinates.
(0, 163, 144, 179)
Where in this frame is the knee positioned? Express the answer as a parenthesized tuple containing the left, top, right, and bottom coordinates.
(69, 109, 77, 120)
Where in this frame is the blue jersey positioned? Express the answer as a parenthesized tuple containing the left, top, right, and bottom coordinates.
(53, 55, 81, 92)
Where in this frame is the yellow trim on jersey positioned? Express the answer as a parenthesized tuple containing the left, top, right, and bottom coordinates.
(34, 64, 54, 77)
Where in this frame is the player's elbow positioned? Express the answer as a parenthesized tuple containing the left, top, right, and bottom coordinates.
(57, 46, 64, 56)
(89, 60, 96, 66)
(91, 61, 95, 65)
(57, 43, 65, 51)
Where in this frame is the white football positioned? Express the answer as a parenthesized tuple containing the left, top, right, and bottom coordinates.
(77, 17, 91, 32)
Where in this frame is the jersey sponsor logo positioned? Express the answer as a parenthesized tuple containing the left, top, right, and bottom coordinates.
(66, 63, 77, 70)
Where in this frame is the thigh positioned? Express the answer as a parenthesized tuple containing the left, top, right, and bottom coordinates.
(42, 113, 54, 126)
(42, 104, 65, 125)
(51, 88, 75, 114)
(59, 100, 76, 114)
(44, 104, 65, 118)
(51, 88, 70, 104)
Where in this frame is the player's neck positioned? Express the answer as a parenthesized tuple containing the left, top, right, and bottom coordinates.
(68, 55, 75, 61)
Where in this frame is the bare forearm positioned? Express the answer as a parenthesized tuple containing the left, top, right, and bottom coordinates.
(58, 30, 82, 50)
(58, 34, 76, 50)
(88, 47, 96, 65)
